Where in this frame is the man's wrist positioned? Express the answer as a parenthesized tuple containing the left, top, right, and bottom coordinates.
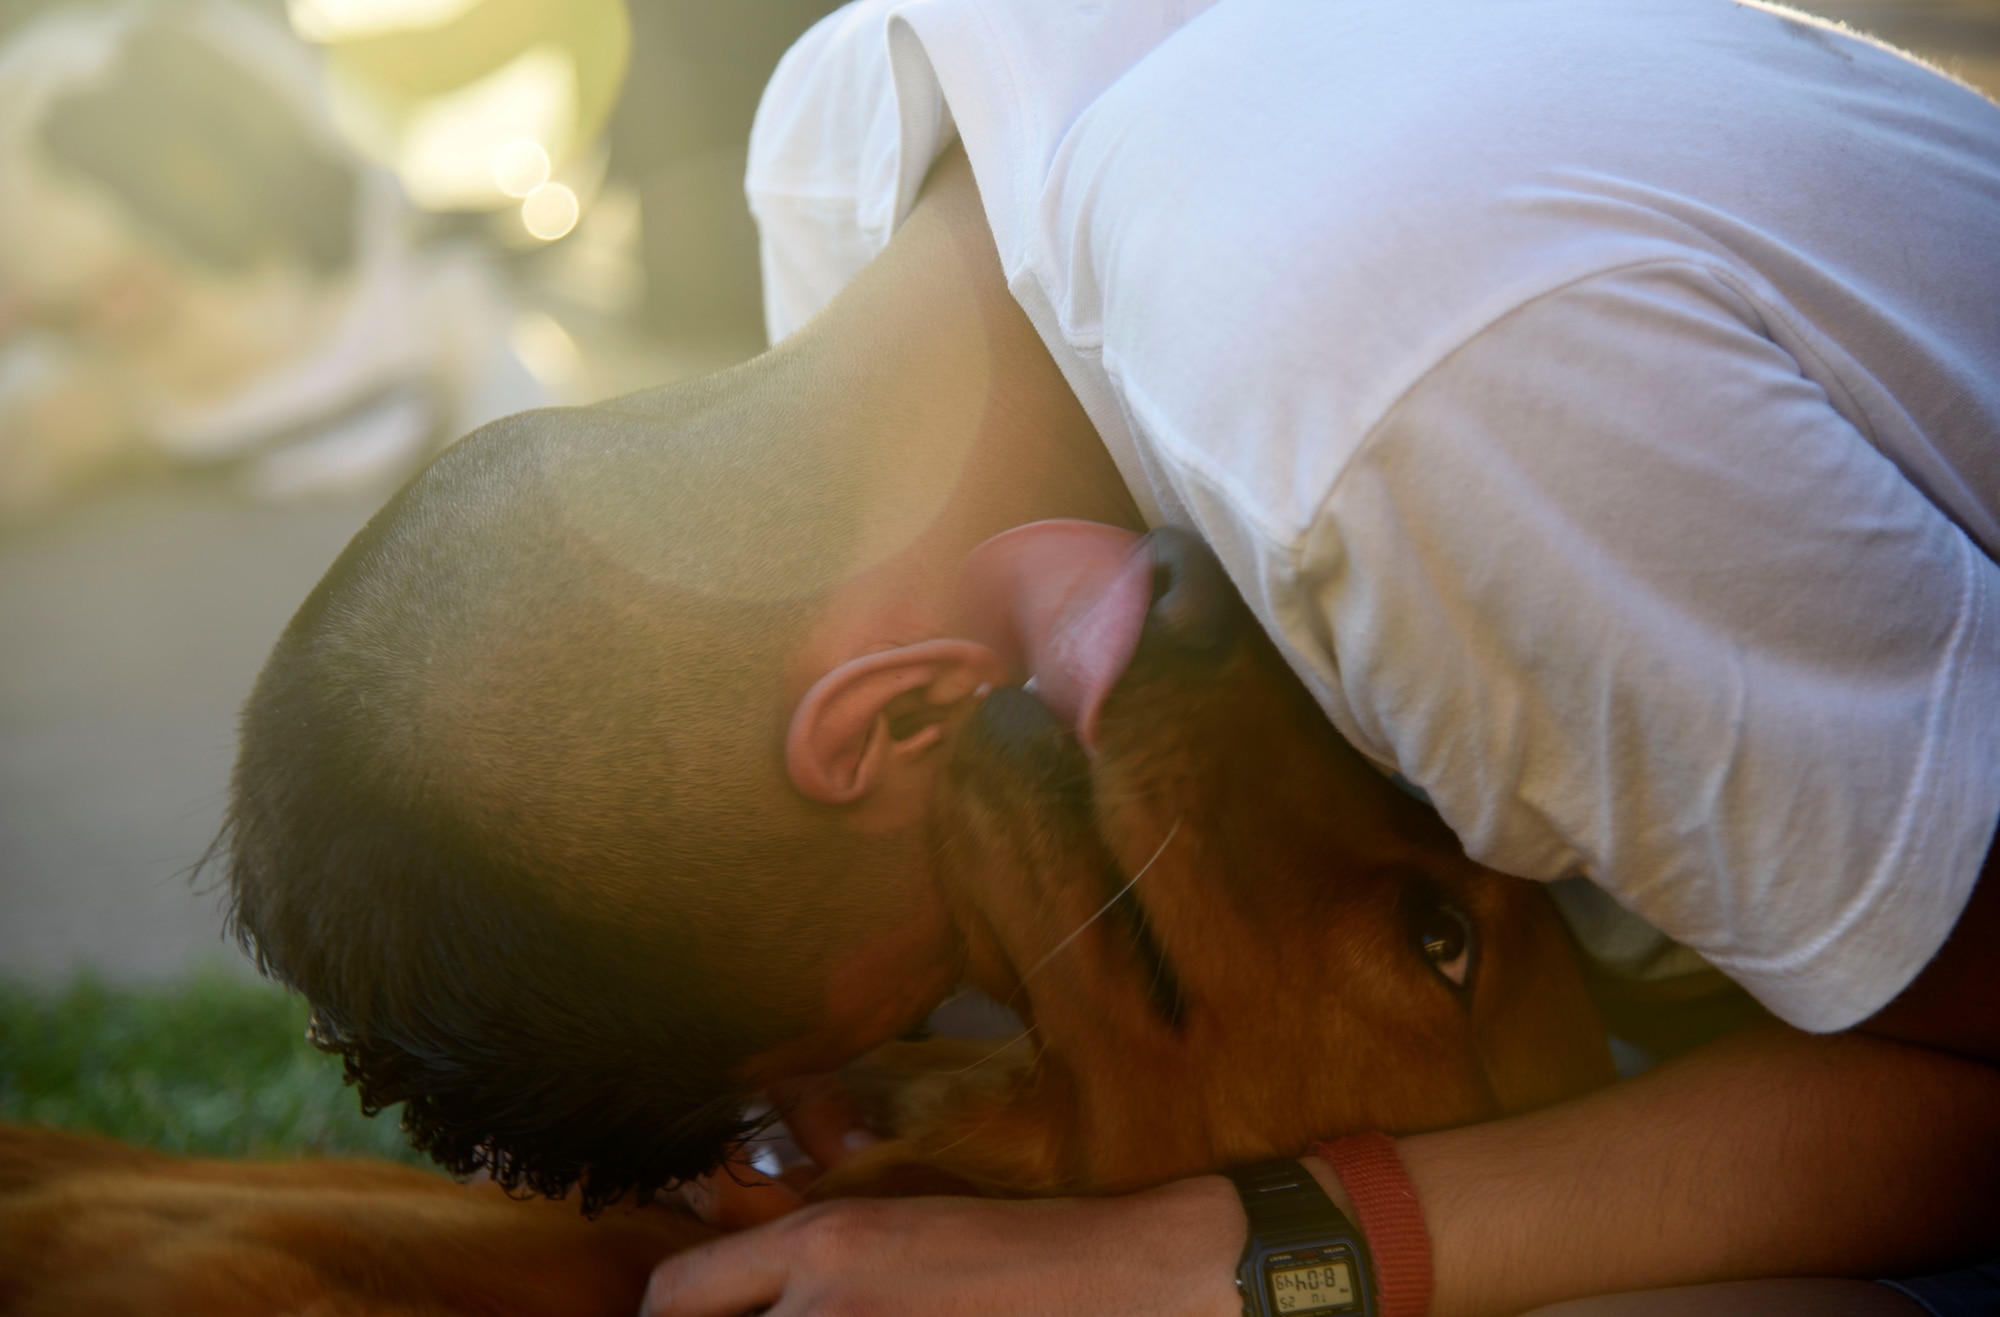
(1127, 1175, 1253, 1316)
(1299, 1154, 1361, 1220)
(1313, 1135, 1434, 1317)
(1147, 1172, 1254, 1246)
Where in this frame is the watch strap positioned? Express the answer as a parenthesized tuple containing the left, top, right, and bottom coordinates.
(1227, 1159, 1352, 1241)
(1226, 1159, 1375, 1317)
(1314, 1134, 1432, 1317)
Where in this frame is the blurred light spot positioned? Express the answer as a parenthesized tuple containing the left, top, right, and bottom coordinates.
(394, 45, 575, 210)
(287, 0, 484, 44)
(491, 138, 551, 198)
(521, 182, 579, 241)
(510, 309, 581, 393)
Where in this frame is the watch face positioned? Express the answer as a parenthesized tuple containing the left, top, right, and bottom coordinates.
(1262, 1245, 1361, 1314)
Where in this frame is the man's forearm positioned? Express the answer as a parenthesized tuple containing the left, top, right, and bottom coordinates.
(1347, 1025, 2000, 1317)
(646, 1027, 1999, 1317)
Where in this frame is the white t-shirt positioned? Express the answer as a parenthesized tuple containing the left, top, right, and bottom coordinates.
(747, 0, 2000, 1033)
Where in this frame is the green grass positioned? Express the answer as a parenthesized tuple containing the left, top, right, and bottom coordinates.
(0, 966, 430, 1167)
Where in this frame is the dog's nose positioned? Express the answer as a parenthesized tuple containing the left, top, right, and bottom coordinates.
(1138, 527, 1241, 664)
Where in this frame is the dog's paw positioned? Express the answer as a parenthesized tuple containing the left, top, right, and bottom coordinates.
(806, 1142, 983, 1201)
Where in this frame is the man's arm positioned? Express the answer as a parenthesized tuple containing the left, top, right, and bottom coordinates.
(646, 1022, 2000, 1317)
(1861, 838, 2000, 1065)
(1390, 1025, 1999, 1317)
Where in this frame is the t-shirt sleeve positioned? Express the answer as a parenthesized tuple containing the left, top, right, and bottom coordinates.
(1294, 260, 2000, 1032)
(745, 0, 906, 344)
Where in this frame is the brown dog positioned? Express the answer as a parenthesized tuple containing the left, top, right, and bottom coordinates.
(0, 1123, 713, 1316)
(0, 532, 1613, 1312)
(821, 528, 1612, 1197)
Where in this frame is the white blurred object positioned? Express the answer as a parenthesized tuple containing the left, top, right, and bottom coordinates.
(153, 244, 544, 498)
(0, 0, 544, 512)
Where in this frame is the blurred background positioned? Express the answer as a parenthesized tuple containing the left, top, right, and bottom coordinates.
(0, 0, 848, 1154)
(0, 0, 1995, 1157)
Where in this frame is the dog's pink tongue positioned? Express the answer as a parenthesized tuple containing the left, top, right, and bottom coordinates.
(959, 521, 1152, 752)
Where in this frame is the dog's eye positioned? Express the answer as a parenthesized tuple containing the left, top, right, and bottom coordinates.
(1411, 901, 1474, 989)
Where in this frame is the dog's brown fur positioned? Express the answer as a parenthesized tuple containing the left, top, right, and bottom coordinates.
(0, 1123, 714, 1317)
(823, 540, 1612, 1197)
(0, 539, 1614, 1313)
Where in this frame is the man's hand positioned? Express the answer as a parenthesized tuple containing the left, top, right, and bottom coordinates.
(643, 1176, 1247, 1317)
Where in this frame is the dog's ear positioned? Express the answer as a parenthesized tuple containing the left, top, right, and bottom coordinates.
(787, 639, 1009, 805)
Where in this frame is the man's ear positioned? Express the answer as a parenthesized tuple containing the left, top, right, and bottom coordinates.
(786, 639, 1010, 805)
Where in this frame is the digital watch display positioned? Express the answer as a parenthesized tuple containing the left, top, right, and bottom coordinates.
(1261, 1244, 1361, 1314)
(1226, 1160, 1376, 1317)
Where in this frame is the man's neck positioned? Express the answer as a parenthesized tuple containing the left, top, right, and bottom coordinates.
(781, 146, 1143, 669)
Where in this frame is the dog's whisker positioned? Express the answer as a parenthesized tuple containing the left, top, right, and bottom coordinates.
(945, 1023, 1040, 1078)
(1012, 817, 1182, 991)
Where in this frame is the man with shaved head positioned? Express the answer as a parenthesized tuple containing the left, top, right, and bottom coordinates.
(228, 0, 2000, 1313)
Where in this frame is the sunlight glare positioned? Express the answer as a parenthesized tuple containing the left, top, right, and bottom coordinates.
(287, 0, 484, 44)
(393, 45, 575, 210)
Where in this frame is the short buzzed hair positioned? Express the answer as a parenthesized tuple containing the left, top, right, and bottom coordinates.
(225, 369, 892, 1210)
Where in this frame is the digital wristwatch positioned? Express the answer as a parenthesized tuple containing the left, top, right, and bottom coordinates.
(1226, 1159, 1377, 1317)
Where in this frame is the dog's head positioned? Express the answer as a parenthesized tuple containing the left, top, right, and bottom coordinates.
(837, 523, 1613, 1196)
